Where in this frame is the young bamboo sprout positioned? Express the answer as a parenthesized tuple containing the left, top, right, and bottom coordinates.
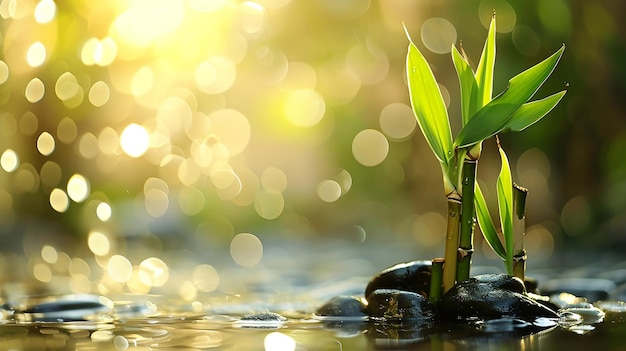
(405, 14, 565, 289)
(456, 154, 477, 282)
(512, 184, 528, 281)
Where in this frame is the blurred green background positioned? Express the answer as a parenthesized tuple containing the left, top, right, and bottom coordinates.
(0, 0, 624, 292)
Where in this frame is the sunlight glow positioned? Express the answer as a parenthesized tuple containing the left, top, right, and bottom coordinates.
(120, 123, 150, 157)
(284, 89, 325, 127)
(34, 0, 56, 24)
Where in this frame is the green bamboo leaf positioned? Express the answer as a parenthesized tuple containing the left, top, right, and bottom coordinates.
(405, 32, 454, 166)
(476, 14, 496, 107)
(452, 44, 479, 126)
(503, 90, 566, 132)
(474, 182, 506, 259)
(496, 146, 514, 275)
(454, 44, 566, 148)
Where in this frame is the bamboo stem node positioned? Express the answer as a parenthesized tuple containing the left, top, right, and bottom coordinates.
(457, 247, 474, 259)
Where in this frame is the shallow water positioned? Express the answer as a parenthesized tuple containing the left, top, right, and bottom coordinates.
(2, 239, 626, 351)
(1, 302, 625, 351)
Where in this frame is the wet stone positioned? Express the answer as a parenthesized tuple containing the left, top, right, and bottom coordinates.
(364, 260, 432, 298)
(241, 311, 287, 322)
(439, 274, 558, 322)
(316, 295, 368, 318)
(539, 277, 616, 302)
(560, 305, 606, 324)
(22, 295, 112, 322)
(367, 289, 435, 321)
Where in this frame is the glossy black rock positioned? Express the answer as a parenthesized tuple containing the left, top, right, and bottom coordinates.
(316, 295, 368, 318)
(364, 260, 432, 299)
(439, 274, 558, 322)
(367, 289, 435, 321)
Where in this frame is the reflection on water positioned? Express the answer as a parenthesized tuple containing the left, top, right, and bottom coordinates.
(0, 267, 624, 351)
(1, 309, 625, 351)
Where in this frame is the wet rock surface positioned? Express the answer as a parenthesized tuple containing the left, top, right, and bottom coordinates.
(316, 295, 368, 318)
(367, 289, 435, 321)
(439, 274, 559, 322)
(364, 260, 432, 298)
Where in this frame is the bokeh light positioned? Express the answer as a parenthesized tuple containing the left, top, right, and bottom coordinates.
(108, 255, 133, 283)
(421, 18, 457, 54)
(317, 179, 342, 203)
(26, 42, 46, 67)
(264, 332, 296, 351)
(49, 188, 69, 213)
(34, 0, 56, 24)
(0, 0, 620, 308)
(230, 233, 263, 267)
(36, 132, 55, 156)
(352, 129, 389, 167)
(25, 78, 45, 103)
(379, 103, 417, 140)
(1, 149, 19, 172)
(67, 174, 90, 202)
(96, 202, 112, 221)
(120, 123, 150, 158)
(284, 89, 326, 127)
(193, 264, 220, 292)
(138, 257, 169, 287)
(88, 230, 111, 256)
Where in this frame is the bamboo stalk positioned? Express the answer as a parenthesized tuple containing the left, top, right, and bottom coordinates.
(456, 157, 478, 283)
(429, 258, 444, 303)
(512, 183, 528, 281)
(443, 191, 462, 292)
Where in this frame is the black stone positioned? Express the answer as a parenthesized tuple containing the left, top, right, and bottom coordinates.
(367, 289, 435, 321)
(364, 260, 432, 298)
(316, 295, 368, 318)
(439, 274, 558, 322)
